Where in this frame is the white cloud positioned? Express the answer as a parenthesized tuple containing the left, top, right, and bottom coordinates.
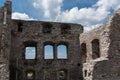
(33, 0, 62, 20)
(56, 0, 120, 30)
(12, 12, 35, 20)
(32, 0, 120, 31)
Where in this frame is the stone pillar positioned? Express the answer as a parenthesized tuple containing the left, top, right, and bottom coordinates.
(54, 44, 57, 59)
(0, 0, 12, 79)
(0, 24, 10, 80)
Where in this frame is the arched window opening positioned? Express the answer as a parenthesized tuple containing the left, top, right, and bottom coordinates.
(92, 39, 100, 59)
(57, 44, 67, 59)
(61, 24, 71, 34)
(44, 45, 54, 59)
(84, 70, 87, 77)
(81, 43, 87, 63)
(58, 69, 67, 80)
(26, 70, 35, 80)
(25, 47, 36, 59)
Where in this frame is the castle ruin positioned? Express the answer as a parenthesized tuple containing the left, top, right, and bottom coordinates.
(0, 0, 120, 80)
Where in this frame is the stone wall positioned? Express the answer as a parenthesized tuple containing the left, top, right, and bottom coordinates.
(108, 9, 120, 59)
(0, 1, 12, 80)
(0, 64, 9, 80)
(80, 25, 110, 62)
(80, 8, 120, 80)
(10, 20, 83, 80)
(80, 24, 111, 80)
(0, 7, 3, 22)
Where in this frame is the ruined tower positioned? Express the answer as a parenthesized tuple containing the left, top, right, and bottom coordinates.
(0, 0, 12, 80)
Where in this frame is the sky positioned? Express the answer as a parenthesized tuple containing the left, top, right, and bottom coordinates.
(44, 45, 67, 59)
(25, 47, 36, 59)
(0, 0, 120, 31)
(0, 0, 120, 58)
(25, 45, 67, 59)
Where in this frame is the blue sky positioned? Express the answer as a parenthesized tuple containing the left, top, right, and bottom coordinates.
(44, 45, 67, 59)
(0, 0, 5, 6)
(0, 0, 120, 31)
(25, 47, 36, 59)
(25, 45, 67, 59)
(0, 0, 120, 58)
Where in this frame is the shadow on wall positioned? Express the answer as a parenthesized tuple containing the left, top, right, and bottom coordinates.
(92, 60, 120, 80)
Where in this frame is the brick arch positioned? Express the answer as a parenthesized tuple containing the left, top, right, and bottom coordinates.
(43, 41, 55, 46)
(56, 41, 69, 46)
(90, 36, 99, 42)
(23, 40, 37, 47)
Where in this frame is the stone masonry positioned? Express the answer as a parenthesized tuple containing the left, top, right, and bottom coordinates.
(0, 0, 120, 80)
(80, 8, 120, 80)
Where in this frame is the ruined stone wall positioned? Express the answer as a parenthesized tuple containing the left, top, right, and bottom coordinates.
(0, 7, 4, 48)
(94, 9, 120, 80)
(10, 20, 83, 80)
(80, 25, 110, 62)
(80, 25, 111, 80)
(90, 9, 120, 80)
(108, 9, 120, 59)
(80, 9, 120, 80)
(0, 7, 4, 22)
(0, 64, 9, 80)
(0, 1, 12, 80)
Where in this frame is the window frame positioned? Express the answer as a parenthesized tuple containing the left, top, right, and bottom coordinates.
(23, 41, 37, 60)
(91, 39, 100, 59)
(44, 42, 54, 59)
(57, 43, 68, 59)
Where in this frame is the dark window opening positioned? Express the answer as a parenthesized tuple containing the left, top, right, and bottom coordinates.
(44, 45, 54, 59)
(58, 69, 67, 80)
(57, 44, 67, 59)
(77, 63, 80, 66)
(43, 26, 52, 33)
(81, 43, 87, 63)
(25, 47, 36, 59)
(61, 24, 71, 34)
(17, 22, 23, 32)
(92, 39, 100, 59)
(26, 70, 35, 80)
(42, 22, 52, 33)
(84, 70, 87, 77)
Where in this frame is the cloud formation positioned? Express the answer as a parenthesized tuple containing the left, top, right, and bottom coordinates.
(12, 12, 35, 20)
(33, 0, 62, 20)
(32, 0, 120, 31)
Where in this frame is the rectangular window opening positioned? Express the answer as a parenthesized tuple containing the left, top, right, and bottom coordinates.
(25, 47, 36, 60)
